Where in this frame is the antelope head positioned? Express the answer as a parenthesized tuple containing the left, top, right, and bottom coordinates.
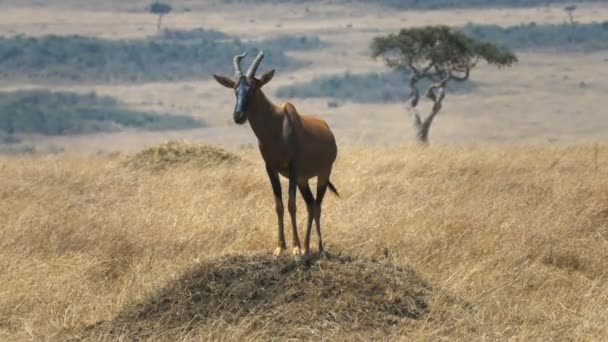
(213, 51, 275, 124)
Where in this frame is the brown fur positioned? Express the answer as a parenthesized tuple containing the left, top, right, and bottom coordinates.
(214, 71, 338, 256)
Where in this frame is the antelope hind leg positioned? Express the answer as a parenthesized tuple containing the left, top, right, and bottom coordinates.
(298, 182, 315, 256)
(287, 162, 301, 257)
(315, 171, 331, 255)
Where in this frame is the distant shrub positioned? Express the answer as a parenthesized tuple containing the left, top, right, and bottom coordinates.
(0, 143, 35, 155)
(373, 0, 598, 9)
(216, 0, 599, 9)
(462, 21, 608, 51)
(159, 30, 324, 51)
(0, 34, 298, 83)
(0, 90, 204, 135)
(0, 142, 66, 155)
(158, 28, 231, 42)
(276, 72, 476, 103)
(0, 132, 20, 144)
(257, 35, 325, 51)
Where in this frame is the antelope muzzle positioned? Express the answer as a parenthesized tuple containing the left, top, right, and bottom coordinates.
(233, 78, 250, 124)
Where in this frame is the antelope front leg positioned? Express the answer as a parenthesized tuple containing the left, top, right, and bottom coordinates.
(266, 166, 286, 257)
(287, 161, 301, 256)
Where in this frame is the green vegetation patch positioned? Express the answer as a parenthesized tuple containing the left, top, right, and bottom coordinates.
(257, 34, 325, 51)
(0, 34, 296, 83)
(158, 28, 232, 43)
(0, 90, 203, 135)
(371, 0, 598, 9)
(159, 29, 324, 51)
(123, 141, 240, 171)
(218, 0, 599, 9)
(462, 22, 608, 51)
(276, 72, 476, 103)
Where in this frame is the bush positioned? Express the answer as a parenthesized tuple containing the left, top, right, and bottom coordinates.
(0, 143, 35, 155)
(257, 35, 325, 51)
(462, 21, 608, 51)
(159, 30, 324, 51)
(374, 0, 598, 9)
(276, 71, 476, 103)
(0, 143, 65, 155)
(216, 0, 600, 9)
(0, 90, 204, 135)
(158, 28, 231, 42)
(0, 34, 299, 83)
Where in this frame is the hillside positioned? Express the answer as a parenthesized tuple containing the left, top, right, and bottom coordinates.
(1, 143, 607, 340)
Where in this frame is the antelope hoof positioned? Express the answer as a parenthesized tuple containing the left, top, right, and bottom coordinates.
(303, 251, 315, 263)
(319, 249, 330, 259)
(273, 246, 286, 258)
(292, 246, 301, 257)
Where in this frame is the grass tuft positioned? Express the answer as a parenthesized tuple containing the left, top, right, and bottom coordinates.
(123, 140, 240, 171)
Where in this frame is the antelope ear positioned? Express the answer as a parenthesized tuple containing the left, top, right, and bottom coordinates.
(259, 69, 275, 87)
(213, 74, 236, 88)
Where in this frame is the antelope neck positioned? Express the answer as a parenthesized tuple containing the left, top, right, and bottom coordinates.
(246, 90, 284, 144)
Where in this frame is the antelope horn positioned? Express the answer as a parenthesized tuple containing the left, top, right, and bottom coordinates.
(246, 51, 265, 78)
(233, 52, 247, 78)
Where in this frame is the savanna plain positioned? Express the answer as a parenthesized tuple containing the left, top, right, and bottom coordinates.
(1, 1, 608, 341)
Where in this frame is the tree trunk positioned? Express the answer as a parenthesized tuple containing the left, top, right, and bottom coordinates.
(404, 68, 452, 146)
(407, 85, 444, 146)
(410, 107, 440, 145)
(414, 115, 435, 145)
(157, 14, 164, 32)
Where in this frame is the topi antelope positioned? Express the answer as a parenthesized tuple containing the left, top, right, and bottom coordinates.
(213, 51, 339, 257)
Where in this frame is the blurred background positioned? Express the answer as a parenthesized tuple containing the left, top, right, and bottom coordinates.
(0, 0, 606, 155)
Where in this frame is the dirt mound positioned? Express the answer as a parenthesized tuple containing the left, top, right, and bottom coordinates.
(123, 141, 240, 171)
(73, 254, 433, 340)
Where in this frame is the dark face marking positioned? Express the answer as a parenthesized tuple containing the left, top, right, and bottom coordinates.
(234, 77, 252, 124)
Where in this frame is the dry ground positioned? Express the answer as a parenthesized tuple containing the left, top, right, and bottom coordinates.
(1, 143, 608, 340)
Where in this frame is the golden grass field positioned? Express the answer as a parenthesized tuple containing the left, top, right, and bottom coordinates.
(1, 0, 608, 340)
(1, 143, 608, 340)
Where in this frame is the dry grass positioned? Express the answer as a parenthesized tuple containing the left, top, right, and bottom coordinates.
(71, 254, 438, 341)
(1, 143, 607, 341)
(122, 140, 241, 171)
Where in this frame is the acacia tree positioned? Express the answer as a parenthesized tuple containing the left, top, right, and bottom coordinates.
(371, 26, 517, 144)
(149, 2, 172, 32)
(564, 5, 577, 25)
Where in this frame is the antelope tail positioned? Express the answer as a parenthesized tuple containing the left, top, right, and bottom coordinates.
(328, 181, 340, 198)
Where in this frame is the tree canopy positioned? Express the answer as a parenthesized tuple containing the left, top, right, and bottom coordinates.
(149, 2, 172, 15)
(370, 26, 517, 144)
(371, 26, 517, 81)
